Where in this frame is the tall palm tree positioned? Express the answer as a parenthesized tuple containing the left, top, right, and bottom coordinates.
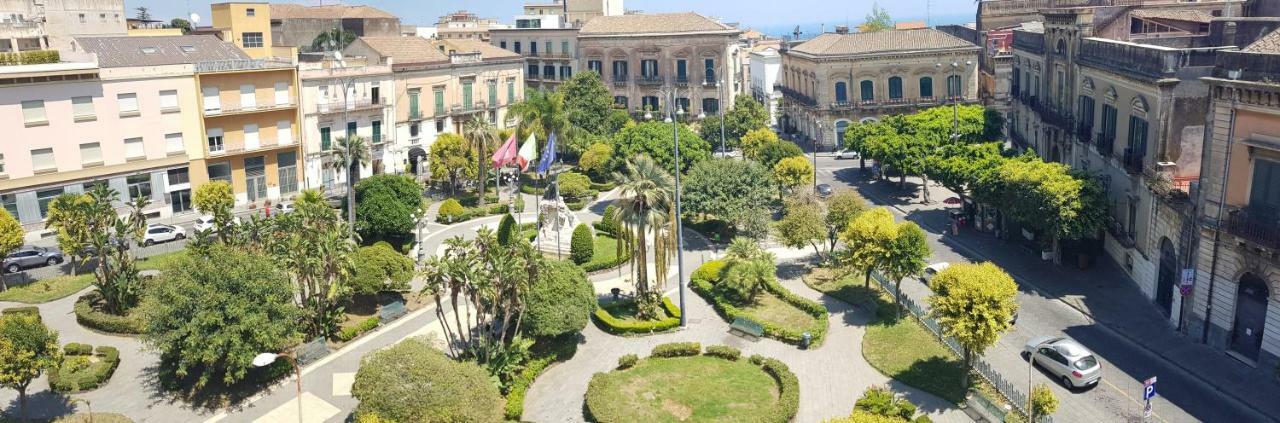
(510, 89, 585, 159)
(613, 156, 674, 308)
(463, 119, 500, 205)
(331, 135, 371, 237)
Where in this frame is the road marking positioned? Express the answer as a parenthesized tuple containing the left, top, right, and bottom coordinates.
(331, 372, 355, 397)
(1100, 378, 1168, 423)
(252, 392, 339, 423)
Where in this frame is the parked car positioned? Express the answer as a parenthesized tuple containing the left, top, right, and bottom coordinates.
(921, 262, 951, 283)
(3, 246, 63, 273)
(193, 215, 216, 233)
(816, 183, 834, 198)
(1023, 336, 1102, 389)
(835, 149, 861, 160)
(143, 224, 186, 246)
(275, 202, 295, 214)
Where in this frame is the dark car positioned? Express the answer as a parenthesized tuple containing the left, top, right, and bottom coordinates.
(3, 246, 64, 273)
(816, 183, 834, 198)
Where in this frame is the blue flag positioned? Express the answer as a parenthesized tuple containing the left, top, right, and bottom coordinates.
(537, 132, 557, 175)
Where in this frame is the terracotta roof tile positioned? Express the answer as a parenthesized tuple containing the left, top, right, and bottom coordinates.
(1243, 29, 1280, 54)
(790, 28, 976, 56)
(579, 12, 736, 35)
(437, 39, 521, 60)
(76, 35, 250, 68)
(355, 36, 448, 64)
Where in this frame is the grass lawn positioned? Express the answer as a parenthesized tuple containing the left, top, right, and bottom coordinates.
(599, 299, 673, 324)
(741, 292, 819, 331)
(587, 355, 779, 422)
(0, 251, 187, 304)
(584, 235, 620, 267)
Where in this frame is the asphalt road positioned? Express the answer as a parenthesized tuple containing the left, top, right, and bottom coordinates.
(814, 155, 1268, 423)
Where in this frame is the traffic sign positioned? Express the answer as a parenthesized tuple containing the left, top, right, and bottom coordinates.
(1143, 376, 1158, 400)
(1144, 401, 1152, 418)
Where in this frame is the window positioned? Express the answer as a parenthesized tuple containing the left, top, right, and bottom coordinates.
(372, 121, 382, 144)
(79, 13, 85, 23)
(320, 127, 332, 150)
(180, 45, 196, 53)
(21, 100, 46, 125)
(117, 93, 139, 116)
(642, 96, 659, 111)
(125, 137, 145, 160)
(1250, 159, 1280, 214)
(127, 174, 151, 200)
(507, 80, 515, 104)
(246, 8, 255, 17)
(436, 119, 444, 133)
(500, 41, 507, 49)
(543, 65, 555, 80)
(641, 59, 658, 78)
(31, 148, 54, 173)
(80, 142, 102, 166)
(676, 97, 690, 114)
(528, 63, 539, 77)
(244, 124, 259, 149)
(409, 123, 419, 138)
(1099, 104, 1118, 153)
(614, 96, 628, 109)
(1127, 116, 1148, 157)
(888, 76, 903, 99)
(513, 41, 521, 54)
(919, 77, 934, 98)
(612, 60, 628, 79)
(156, 90, 178, 112)
(947, 75, 962, 98)
(702, 98, 720, 115)
(1, 194, 16, 218)
(488, 80, 498, 106)
(170, 189, 191, 213)
(430, 89, 443, 116)
(242, 32, 264, 48)
(1011, 68, 1020, 96)
(141, 47, 159, 54)
(167, 167, 189, 185)
(275, 82, 289, 106)
(72, 96, 95, 120)
(860, 80, 874, 101)
(37, 189, 62, 218)
(202, 86, 221, 112)
(207, 162, 231, 183)
(560, 66, 571, 80)
(1078, 96, 1095, 135)
(588, 60, 602, 74)
(207, 128, 225, 153)
(462, 81, 474, 108)
(835, 82, 848, 103)
(278, 152, 298, 194)
(408, 89, 420, 118)
(276, 120, 292, 145)
(704, 58, 715, 82)
(530, 41, 538, 56)
(562, 41, 570, 56)
(0, 154, 5, 175)
(347, 121, 357, 138)
(676, 59, 688, 81)
(240, 84, 256, 109)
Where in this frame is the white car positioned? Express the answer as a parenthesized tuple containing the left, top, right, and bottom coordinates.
(193, 215, 216, 233)
(274, 202, 295, 214)
(921, 262, 951, 283)
(1024, 336, 1102, 389)
(835, 149, 861, 160)
(143, 224, 186, 246)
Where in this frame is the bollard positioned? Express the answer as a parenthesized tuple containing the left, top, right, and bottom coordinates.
(801, 332, 812, 349)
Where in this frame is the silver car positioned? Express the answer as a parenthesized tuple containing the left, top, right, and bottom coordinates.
(3, 246, 64, 273)
(1024, 336, 1101, 389)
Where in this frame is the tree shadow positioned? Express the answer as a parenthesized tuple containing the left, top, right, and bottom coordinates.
(1, 389, 75, 421)
(136, 356, 295, 413)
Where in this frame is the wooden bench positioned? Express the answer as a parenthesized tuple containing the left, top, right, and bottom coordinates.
(729, 317, 764, 340)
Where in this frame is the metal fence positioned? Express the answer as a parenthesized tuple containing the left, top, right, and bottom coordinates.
(871, 271, 1039, 420)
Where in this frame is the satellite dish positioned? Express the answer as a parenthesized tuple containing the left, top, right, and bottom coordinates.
(190, 13, 201, 24)
(333, 51, 344, 61)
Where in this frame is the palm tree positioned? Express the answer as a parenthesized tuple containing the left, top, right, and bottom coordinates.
(310, 27, 357, 52)
(613, 156, 674, 314)
(330, 135, 371, 237)
(463, 119, 500, 206)
(510, 89, 585, 159)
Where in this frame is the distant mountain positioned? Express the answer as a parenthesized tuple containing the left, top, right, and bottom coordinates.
(749, 13, 974, 40)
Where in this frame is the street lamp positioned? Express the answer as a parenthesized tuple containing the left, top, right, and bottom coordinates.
(328, 40, 358, 239)
(651, 86, 691, 327)
(813, 120, 822, 193)
(717, 80, 727, 157)
(253, 352, 303, 423)
(1026, 341, 1048, 422)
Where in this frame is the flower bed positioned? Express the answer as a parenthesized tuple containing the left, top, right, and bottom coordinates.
(74, 291, 144, 334)
(690, 260, 830, 347)
(336, 315, 380, 342)
(48, 344, 121, 392)
(592, 297, 681, 335)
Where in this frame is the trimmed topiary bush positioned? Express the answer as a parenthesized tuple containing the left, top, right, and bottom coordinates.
(592, 297, 682, 335)
(570, 224, 594, 264)
(758, 357, 800, 423)
(436, 198, 465, 223)
(352, 336, 503, 422)
(705, 345, 741, 361)
(524, 260, 596, 338)
(48, 343, 122, 393)
(74, 291, 144, 334)
(617, 354, 638, 369)
(64, 343, 93, 355)
(651, 342, 701, 358)
(337, 316, 381, 342)
(497, 214, 517, 246)
(351, 244, 414, 296)
(691, 259, 727, 284)
(558, 171, 593, 200)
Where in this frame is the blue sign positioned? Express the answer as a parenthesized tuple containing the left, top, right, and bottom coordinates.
(1143, 376, 1158, 401)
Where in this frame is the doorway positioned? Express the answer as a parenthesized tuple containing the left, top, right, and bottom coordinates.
(1156, 238, 1176, 317)
(1230, 273, 1271, 362)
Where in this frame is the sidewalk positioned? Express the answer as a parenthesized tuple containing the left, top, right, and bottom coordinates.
(849, 172, 1279, 420)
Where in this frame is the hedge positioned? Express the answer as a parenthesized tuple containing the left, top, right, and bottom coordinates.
(74, 292, 144, 334)
(2, 306, 40, 321)
(705, 345, 741, 361)
(691, 259, 728, 284)
(0, 50, 59, 66)
(592, 297, 682, 335)
(592, 221, 615, 237)
(502, 335, 579, 421)
(566, 199, 588, 211)
(337, 316, 381, 342)
(590, 181, 617, 191)
(581, 242, 631, 273)
(570, 225, 594, 265)
(617, 354, 638, 369)
(436, 202, 510, 224)
(48, 344, 121, 392)
(690, 261, 830, 347)
(758, 357, 801, 423)
(437, 199, 464, 222)
(650, 342, 701, 358)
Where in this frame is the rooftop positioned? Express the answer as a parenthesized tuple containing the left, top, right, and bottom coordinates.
(790, 28, 978, 56)
(270, 4, 397, 20)
(1132, 9, 1215, 24)
(353, 36, 448, 65)
(578, 12, 738, 36)
(1242, 28, 1280, 54)
(436, 39, 521, 59)
(76, 35, 250, 68)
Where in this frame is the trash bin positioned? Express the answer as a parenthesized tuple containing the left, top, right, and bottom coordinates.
(801, 332, 812, 349)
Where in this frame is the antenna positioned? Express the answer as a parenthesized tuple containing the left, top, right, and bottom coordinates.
(926, 0, 932, 27)
(190, 13, 201, 25)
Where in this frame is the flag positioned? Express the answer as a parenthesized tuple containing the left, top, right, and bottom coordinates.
(490, 133, 518, 169)
(537, 132, 558, 175)
(516, 133, 538, 171)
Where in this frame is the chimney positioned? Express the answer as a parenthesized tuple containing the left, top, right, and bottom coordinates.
(835, 25, 849, 34)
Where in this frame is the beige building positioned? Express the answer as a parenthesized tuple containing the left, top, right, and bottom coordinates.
(343, 36, 524, 176)
(778, 27, 980, 149)
(435, 10, 509, 41)
(1, 0, 126, 53)
(490, 27, 579, 91)
(576, 12, 740, 118)
(269, 3, 401, 52)
(298, 56, 395, 192)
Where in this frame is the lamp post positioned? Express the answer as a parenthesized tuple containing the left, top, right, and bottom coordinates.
(647, 86, 691, 327)
(718, 80, 727, 157)
(1026, 342, 1048, 422)
(813, 120, 823, 193)
(254, 352, 302, 423)
(328, 39, 358, 239)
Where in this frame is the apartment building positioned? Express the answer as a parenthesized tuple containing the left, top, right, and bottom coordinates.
(269, 3, 401, 52)
(435, 10, 509, 41)
(1, 0, 126, 53)
(576, 12, 741, 119)
(748, 46, 781, 127)
(489, 26, 579, 91)
(343, 36, 524, 176)
(298, 56, 395, 192)
(778, 27, 980, 149)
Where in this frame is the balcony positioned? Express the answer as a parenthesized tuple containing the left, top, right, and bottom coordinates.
(195, 59, 294, 73)
(1122, 148, 1144, 174)
(831, 97, 944, 111)
(208, 138, 297, 157)
(703, 78, 719, 88)
(776, 86, 816, 107)
(203, 101, 297, 118)
(636, 75, 663, 87)
(1108, 219, 1137, 248)
(1030, 100, 1073, 129)
(1095, 132, 1115, 157)
(674, 76, 691, 87)
(1228, 208, 1280, 250)
(315, 97, 388, 115)
(612, 75, 628, 88)
(1074, 122, 1094, 143)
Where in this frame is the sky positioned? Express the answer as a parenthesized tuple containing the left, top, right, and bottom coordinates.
(126, 0, 977, 34)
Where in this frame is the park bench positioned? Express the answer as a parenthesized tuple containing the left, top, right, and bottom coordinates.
(729, 317, 764, 340)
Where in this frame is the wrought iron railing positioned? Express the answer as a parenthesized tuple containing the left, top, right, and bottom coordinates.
(1095, 132, 1115, 157)
(1227, 208, 1280, 249)
(1122, 147, 1144, 174)
(636, 75, 664, 86)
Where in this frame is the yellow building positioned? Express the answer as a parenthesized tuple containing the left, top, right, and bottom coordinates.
(211, 1, 275, 59)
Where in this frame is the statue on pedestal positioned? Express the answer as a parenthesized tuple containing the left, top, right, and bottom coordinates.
(534, 182, 581, 256)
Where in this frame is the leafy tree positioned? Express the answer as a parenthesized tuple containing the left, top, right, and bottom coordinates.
(927, 262, 1019, 390)
(928, 142, 1005, 205)
(839, 208, 897, 288)
(725, 237, 771, 262)
(740, 127, 780, 162)
(429, 133, 476, 195)
(140, 245, 300, 389)
(579, 142, 613, 178)
(775, 198, 828, 259)
(570, 224, 593, 265)
(863, 129, 916, 186)
(352, 336, 503, 422)
(332, 135, 372, 233)
(272, 197, 357, 339)
(134, 6, 150, 20)
(169, 18, 192, 34)
(756, 140, 805, 170)
(904, 104, 997, 144)
(721, 257, 776, 303)
(0, 209, 23, 276)
(699, 115, 726, 153)
(610, 121, 712, 174)
(723, 96, 771, 146)
(524, 259, 595, 337)
(351, 243, 414, 297)
(1031, 383, 1059, 421)
(463, 119, 500, 206)
(605, 108, 633, 133)
(559, 71, 615, 136)
(45, 194, 92, 273)
(612, 156, 676, 317)
(194, 181, 235, 237)
(557, 171, 592, 200)
(0, 313, 61, 421)
(859, 2, 894, 33)
(354, 174, 423, 240)
(497, 214, 517, 246)
(681, 158, 775, 238)
(825, 189, 869, 252)
(511, 89, 582, 155)
(844, 119, 899, 171)
(310, 27, 357, 52)
(774, 156, 815, 195)
(996, 159, 1105, 261)
(883, 222, 929, 318)
(854, 386, 920, 421)
(81, 185, 148, 314)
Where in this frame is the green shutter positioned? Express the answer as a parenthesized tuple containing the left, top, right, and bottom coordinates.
(463, 82, 473, 108)
(489, 82, 497, 105)
(434, 90, 444, 114)
(320, 127, 331, 151)
(408, 91, 419, 118)
(508, 81, 514, 103)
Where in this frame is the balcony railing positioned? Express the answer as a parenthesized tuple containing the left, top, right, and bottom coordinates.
(1108, 219, 1137, 248)
(1228, 208, 1280, 250)
(1030, 100, 1073, 129)
(831, 96, 944, 111)
(612, 75, 628, 87)
(316, 97, 387, 114)
(204, 101, 297, 117)
(703, 77, 720, 88)
(208, 138, 297, 156)
(777, 86, 816, 107)
(1074, 122, 1094, 143)
(195, 59, 294, 73)
(1122, 148, 1144, 174)
(636, 75, 663, 86)
(1095, 132, 1115, 157)
(674, 76, 691, 87)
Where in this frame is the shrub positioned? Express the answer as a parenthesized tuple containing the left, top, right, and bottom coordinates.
(351, 244, 414, 296)
(691, 259, 727, 284)
(617, 354, 638, 369)
(690, 275, 830, 347)
(566, 199, 588, 211)
(2, 306, 40, 321)
(580, 242, 631, 273)
(502, 335, 578, 420)
(705, 345, 741, 361)
(48, 343, 122, 393)
(558, 172, 593, 200)
(591, 297, 682, 335)
(748, 354, 764, 365)
(524, 260, 596, 338)
(650, 342, 701, 358)
(337, 316, 381, 342)
(74, 292, 144, 334)
(758, 357, 800, 423)
(354, 174, 424, 239)
(597, 204, 619, 235)
(497, 214, 517, 246)
(437, 199, 465, 222)
(352, 336, 503, 422)
(64, 342, 93, 355)
(570, 224, 594, 264)
(855, 386, 918, 421)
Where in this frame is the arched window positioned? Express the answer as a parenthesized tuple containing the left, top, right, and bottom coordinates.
(947, 75, 961, 98)
(835, 82, 848, 103)
(1056, 38, 1067, 55)
(919, 77, 934, 98)
(860, 80, 874, 101)
(888, 76, 903, 99)
(835, 120, 850, 147)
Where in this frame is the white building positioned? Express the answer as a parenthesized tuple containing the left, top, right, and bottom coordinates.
(749, 47, 781, 127)
(298, 57, 396, 193)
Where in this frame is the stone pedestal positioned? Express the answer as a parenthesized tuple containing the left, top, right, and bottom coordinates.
(534, 184, 581, 256)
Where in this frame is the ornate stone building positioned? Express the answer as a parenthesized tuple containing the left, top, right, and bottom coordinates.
(777, 27, 980, 150)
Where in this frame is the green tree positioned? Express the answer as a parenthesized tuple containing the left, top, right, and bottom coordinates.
(825, 189, 869, 252)
(511, 89, 581, 155)
(725, 237, 770, 262)
(272, 197, 357, 339)
(1031, 383, 1059, 421)
(193, 181, 235, 237)
(773, 156, 814, 196)
(579, 142, 613, 178)
(927, 262, 1019, 390)
(610, 121, 712, 174)
(134, 6, 150, 20)
(776, 198, 828, 259)
(863, 128, 916, 186)
(0, 313, 61, 421)
(699, 115, 726, 153)
(352, 336, 504, 422)
(883, 222, 929, 318)
(169, 18, 192, 34)
(839, 208, 897, 288)
(929, 142, 1005, 205)
(332, 135, 372, 234)
(723, 96, 770, 147)
(996, 159, 1106, 261)
(681, 158, 775, 238)
(463, 118, 501, 207)
(557, 171, 592, 200)
(429, 133, 476, 195)
(740, 127, 780, 162)
(721, 257, 776, 304)
(570, 224, 594, 265)
(524, 259, 595, 337)
(859, 2, 894, 33)
(0, 209, 23, 278)
(559, 71, 615, 136)
(756, 140, 805, 170)
(613, 156, 676, 317)
(310, 27, 357, 52)
(844, 119, 899, 171)
(354, 174, 423, 240)
(81, 185, 148, 314)
(497, 213, 517, 246)
(351, 243, 414, 297)
(45, 194, 91, 273)
(854, 386, 920, 421)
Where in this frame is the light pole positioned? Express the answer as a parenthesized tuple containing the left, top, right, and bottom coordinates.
(329, 39, 358, 238)
(253, 352, 302, 423)
(718, 80, 726, 157)
(1026, 342, 1048, 422)
(813, 120, 822, 193)
(647, 86, 692, 327)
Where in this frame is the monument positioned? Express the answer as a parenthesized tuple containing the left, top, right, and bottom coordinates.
(534, 182, 581, 257)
